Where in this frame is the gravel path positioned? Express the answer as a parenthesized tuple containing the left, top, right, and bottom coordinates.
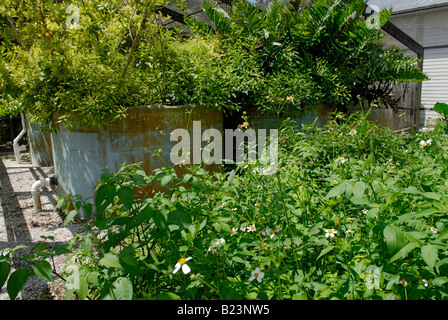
(0, 147, 83, 300)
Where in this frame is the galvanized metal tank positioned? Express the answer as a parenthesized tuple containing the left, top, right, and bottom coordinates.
(27, 121, 53, 167)
(51, 105, 223, 205)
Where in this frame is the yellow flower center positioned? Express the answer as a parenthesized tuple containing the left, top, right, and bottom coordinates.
(178, 257, 186, 265)
(328, 229, 333, 234)
(254, 273, 259, 277)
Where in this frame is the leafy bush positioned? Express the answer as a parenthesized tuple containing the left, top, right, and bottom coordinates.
(0, 0, 260, 128)
(192, 0, 428, 114)
(1, 0, 428, 128)
(3, 111, 448, 300)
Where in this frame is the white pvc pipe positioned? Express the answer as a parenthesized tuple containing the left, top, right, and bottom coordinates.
(31, 177, 57, 213)
(13, 113, 27, 164)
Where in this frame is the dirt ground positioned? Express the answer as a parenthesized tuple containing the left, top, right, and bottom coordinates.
(0, 144, 83, 300)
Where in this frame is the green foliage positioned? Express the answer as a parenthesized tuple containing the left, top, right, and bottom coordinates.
(191, 0, 428, 114)
(433, 102, 448, 133)
(3, 110, 448, 300)
(0, 0, 256, 128)
(1, 0, 428, 127)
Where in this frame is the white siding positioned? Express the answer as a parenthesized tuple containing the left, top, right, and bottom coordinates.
(389, 8, 448, 48)
(368, 0, 448, 13)
(379, 8, 448, 127)
(421, 48, 448, 108)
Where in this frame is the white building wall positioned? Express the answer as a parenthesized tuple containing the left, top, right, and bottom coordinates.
(379, 7, 448, 127)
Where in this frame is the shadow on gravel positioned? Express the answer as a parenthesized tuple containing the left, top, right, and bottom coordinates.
(0, 159, 33, 248)
(0, 154, 84, 299)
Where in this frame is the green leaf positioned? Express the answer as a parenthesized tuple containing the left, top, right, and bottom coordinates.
(350, 196, 376, 207)
(77, 271, 89, 301)
(7, 268, 30, 300)
(99, 253, 122, 269)
(421, 244, 438, 269)
(367, 207, 380, 219)
(117, 186, 134, 209)
(160, 175, 173, 188)
(434, 102, 448, 117)
(153, 210, 167, 230)
(95, 183, 116, 215)
(325, 182, 347, 198)
(389, 242, 419, 263)
(421, 192, 441, 201)
(182, 174, 193, 184)
(317, 245, 334, 260)
(33, 260, 53, 282)
(168, 209, 193, 229)
(402, 186, 421, 194)
(52, 244, 71, 255)
(152, 292, 180, 300)
(0, 262, 11, 289)
(130, 174, 146, 185)
(110, 277, 133, 300)
(383, 225, 406, 255)
(353, 181, 366, 198)
(138, 203, 153, 223)
(64, 209, 78, 227)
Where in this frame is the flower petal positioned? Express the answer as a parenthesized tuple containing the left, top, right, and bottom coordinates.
(173, 263, 181, 274)
(182, 264, 191, 274)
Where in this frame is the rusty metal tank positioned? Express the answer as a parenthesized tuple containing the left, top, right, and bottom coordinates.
(27, 120, 54, 167)
(51, 105, 223, 205)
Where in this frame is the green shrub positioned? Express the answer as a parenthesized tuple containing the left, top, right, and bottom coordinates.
(1, 0, 428, 129)
(3, 111, 448, 300)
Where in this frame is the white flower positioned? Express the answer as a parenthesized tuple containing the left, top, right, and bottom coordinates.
(215, 238, 226, 246)
(247, 224, 256, 232)
(335, 156, 347, 164)
(240, 225, 247, 232)
(173, 257, 192, 274)
(422, 279, 429, 287)
(430, 226, 438, 234)
(269, 228, 281, 239)
(362, 209, 368, 215)
(325, 229, 337, 238)
(249, 267, 265, 283)
(345, 229, 354, 236)
(349, 129, 357, 136)
(261, 227, 270, 236)
(207, 245, 217, 254)
(420, 139, 433, 148)
(253, 168, 260, 174)
(231, 228, 238, 236)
